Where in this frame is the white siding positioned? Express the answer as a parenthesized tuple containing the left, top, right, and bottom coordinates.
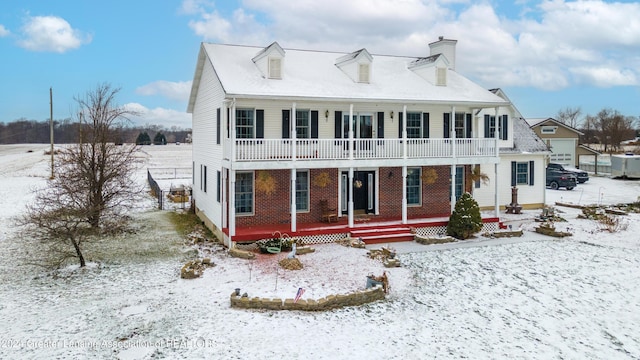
(192, 61, 226, 230)
(473, 155, 546, 209)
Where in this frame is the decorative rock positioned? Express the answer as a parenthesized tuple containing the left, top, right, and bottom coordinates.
(278, 258, 303, 270)
(229, 246, 256, 260)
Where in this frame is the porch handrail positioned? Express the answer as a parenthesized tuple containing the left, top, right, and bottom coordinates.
(228, 138, 496, 161)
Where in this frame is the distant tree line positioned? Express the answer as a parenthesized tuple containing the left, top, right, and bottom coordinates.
(0, 118, 191, 145)
(555, 107, 639, 153)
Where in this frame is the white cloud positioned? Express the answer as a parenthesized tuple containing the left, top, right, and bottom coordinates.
(124, 103, 192, 129)
(181, 0, 640, 89)
(18, 15, 91, 53)
(136, 81, 192, 102)
(0, 25, 9, 37)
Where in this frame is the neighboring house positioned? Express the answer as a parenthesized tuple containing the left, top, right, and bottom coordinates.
(526, 117, 600, 169)
(187, 38, 547, 247)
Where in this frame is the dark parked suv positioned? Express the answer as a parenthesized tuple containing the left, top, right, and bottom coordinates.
(546, 168, 577, 190)
(546, 163, 589, 183)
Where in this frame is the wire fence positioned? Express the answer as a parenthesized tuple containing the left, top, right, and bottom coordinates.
(147, 168, 192, 210)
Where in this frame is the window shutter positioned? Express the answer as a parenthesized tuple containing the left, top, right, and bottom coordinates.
(502, 115, 509, 140)
(256, 109, 264, 139)
(465, 113, 472, 138)
(422, 113, 429, 138)
(511, 161, 516, 187)
(282, 110, 290, 139)
(377, 112, 384, 138)
(216, 171, 221, 202)
(529, 160, 534, 186)
(311, 110, 319, 139)
(484, 115, 490, 138)
(334, 111, 342, 138)
(398, 112, 404, 138)
(216, 108, 221, 144)
(443, 113, 450, 138)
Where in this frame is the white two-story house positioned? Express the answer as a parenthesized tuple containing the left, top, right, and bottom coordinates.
(187, 38, 548, 247)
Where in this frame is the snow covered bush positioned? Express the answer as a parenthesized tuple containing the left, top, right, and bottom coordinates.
(446, 192, 482, 240)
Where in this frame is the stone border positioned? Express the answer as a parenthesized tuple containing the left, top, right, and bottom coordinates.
(230, 285, 385, 311)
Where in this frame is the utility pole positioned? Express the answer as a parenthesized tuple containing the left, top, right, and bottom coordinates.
(50, 87, 54, 179)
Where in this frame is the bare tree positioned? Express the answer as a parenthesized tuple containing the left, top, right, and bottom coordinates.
(21, 84, 142, 267)
(590, 108, 637, 153)
(556, 107, 582, 128)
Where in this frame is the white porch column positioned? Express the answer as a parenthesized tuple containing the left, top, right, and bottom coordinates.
(402, 166, 407, 224)
(494, 106, 500, 217)
(291, 102, 297, 160)
(348, 104, 354, 160)
(402, 105, 407, 159)
(222, 167, 227, 235)
(229, 170, 236, 242)
(348, 167, 354, 228)
(290, 169, 297, 232)
(450, 106, 457, 214)
(230, 99, 236, 162)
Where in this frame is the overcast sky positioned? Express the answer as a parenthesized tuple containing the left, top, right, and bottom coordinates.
(0, 0, 638, 129)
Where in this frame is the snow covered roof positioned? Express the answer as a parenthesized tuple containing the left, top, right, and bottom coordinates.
(187, 42, 510, 112)
(501, 117, 550, 154)
(526, 117, 584, 135)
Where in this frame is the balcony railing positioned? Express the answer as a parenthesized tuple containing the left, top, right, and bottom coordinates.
(225, 138, 497, 162)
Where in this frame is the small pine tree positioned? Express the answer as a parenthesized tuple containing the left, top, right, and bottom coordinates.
(136, 132, 151, 145)
(446, 192, 483, 240)
(153, 132, 167, 145)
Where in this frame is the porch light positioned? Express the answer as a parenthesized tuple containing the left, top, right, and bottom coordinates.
(390, 111, 394, 120)
(325, 110, 329, 120)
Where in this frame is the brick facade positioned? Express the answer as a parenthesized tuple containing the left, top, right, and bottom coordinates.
(234, 165, 469, 227)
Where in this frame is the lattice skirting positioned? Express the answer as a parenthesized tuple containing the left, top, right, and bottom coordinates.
(412, 222, 497, 238)
(233, 222, 498, 250)
(235, 232, 349, 251)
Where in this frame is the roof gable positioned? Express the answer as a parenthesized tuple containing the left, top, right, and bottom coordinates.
(526, 117, 584, 135)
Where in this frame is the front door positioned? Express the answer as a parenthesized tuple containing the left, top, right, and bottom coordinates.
(341, 171, 375, 214)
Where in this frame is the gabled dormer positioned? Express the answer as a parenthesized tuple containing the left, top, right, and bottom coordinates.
(408, 54, 449, 86)
(335, 48, 373, 83)
(252, 41, 285, 79)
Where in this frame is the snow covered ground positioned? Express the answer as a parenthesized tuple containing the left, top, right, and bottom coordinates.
(1, 144, 640, 359)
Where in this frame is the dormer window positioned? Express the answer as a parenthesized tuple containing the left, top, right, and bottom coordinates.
(269, 57, 282, 79)
(252, 42, 285, 79)
(336, 48, 373, 83)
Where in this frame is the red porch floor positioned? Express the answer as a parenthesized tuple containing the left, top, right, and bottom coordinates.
(224, 215, 500, 243)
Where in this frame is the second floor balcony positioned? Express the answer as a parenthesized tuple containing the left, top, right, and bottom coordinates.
(224, 138, 498, 168)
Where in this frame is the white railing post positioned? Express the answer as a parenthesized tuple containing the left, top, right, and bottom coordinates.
(348, 167, 354, 228)
(450, 106, 456, 214)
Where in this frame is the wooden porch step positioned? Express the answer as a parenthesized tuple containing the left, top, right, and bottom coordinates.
(350, 226, 414, 244)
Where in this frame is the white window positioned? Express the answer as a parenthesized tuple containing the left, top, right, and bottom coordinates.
(406, 167, 421, 206)
(269, 58, 282, 79)
(235, 172, 254, 215)
(295, 171, 309, 212)
(358, 63, 370, 83)
(541, 126, 557, 134)
(236, 109, 254, 139)
(406, 112, 422, 138)
(296, 110, 310, 138)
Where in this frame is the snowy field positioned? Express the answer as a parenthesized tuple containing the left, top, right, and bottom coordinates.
(1, 144, 640, 359)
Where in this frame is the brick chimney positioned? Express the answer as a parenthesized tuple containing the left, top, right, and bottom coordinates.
(429, 36, 457, 71)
